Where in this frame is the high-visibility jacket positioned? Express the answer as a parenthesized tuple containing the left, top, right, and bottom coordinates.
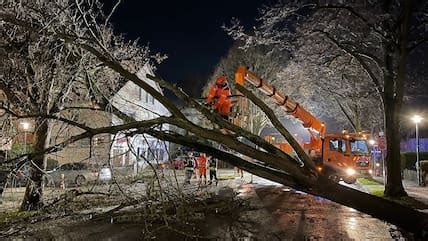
(207, 84, 231, 116)
(197, 156, 207, 170)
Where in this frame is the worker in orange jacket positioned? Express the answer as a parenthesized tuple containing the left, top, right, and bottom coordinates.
(207, 76, 232, 120)
(197, 153, 208, 185)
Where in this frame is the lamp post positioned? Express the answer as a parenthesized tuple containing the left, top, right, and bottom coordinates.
(368, 139, 376, 176)
(21, 121, 30, 153)
(411, 115, 423, 186)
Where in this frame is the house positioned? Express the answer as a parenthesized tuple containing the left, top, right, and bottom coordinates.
(47, 108, 111, 167)
(48, 65, 170, 171)
(110, 66, 170, 168)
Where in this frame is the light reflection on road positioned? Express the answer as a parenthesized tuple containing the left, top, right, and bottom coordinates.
(239, 177, 402, 240)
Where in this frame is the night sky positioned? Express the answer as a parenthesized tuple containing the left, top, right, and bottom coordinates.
(102, 0, 264, 97)
(101, 0, 427, 135)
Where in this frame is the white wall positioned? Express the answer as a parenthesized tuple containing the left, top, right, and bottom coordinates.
(110, 66, 171, 168)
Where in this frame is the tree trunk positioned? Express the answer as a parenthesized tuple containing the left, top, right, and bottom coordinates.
(150, 130, 428, 236)
(312, 178, 427, 236)
(20, 119, 48, 211)
(383, 96, 407, 197)
(382, 0, 411, 198)
(354, 104, 362, 132)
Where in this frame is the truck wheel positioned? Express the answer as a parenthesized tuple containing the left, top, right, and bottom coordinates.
(328, 174, 340, 183)
(75, 175, 86, 186)
(343, 176, 357, 184)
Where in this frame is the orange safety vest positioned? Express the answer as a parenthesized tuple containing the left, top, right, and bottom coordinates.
(207, 84, 231, 116)
(197, 156, 207, 169)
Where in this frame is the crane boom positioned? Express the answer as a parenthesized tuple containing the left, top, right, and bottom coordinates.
(235, 66, 326, 150)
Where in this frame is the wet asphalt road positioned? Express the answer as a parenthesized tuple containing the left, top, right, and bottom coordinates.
(226, 178, 404, 240)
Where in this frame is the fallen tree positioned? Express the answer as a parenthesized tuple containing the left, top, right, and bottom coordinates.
(1, 0, 427, 237)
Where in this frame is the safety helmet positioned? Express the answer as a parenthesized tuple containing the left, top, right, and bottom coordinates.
(215, 76, 227, 86)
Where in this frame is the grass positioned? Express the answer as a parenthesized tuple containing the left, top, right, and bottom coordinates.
(357, 178, 428, 209)
(357, 178, 385, 197)
(369, 187, 385, 197)
(0, 210, 42, 225)
(357, 178, 382, 186)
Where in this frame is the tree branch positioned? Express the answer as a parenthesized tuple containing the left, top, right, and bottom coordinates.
(316, 4, 391, 43)
(146, 129, 299, 188)
(408, 37, 428, 53)
(0, 106, 93, 132)
(234, 84, 316, 173)
(146, 74, 295, 163)
(315, 30, 384, 102)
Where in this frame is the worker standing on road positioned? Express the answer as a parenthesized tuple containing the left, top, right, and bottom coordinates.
(184, 152, 196, 185)
(208, 156, 218, 186)
(206, 76, 232, 120)
(197, 153, 208, 185)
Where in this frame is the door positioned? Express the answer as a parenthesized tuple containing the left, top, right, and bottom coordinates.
(324, 137, 347, 168)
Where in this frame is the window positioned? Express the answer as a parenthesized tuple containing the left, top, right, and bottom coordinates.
(329, 139, 338, 151)
(80, 138, 90, 147)
(60, 164, 73, 171)
(145, 92, 154, 104)
(329, 139, 346, 152)
(139, 88, 143, 101)
(350, 139, 369, 154)
(93, 137, 104, 147)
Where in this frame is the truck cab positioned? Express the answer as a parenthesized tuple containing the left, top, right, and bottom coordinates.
(322, 133, 371, 183)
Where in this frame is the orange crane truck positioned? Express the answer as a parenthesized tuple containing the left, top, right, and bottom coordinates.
(235, 66, 372, 184)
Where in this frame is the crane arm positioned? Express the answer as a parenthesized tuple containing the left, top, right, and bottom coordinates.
(235, 66, 326, 140)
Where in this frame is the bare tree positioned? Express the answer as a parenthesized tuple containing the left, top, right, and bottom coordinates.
(1, 0, 428, 236)
(275, 45, 383, 132)
(224, 0, 428, 197)
(0, 0, 164, 210)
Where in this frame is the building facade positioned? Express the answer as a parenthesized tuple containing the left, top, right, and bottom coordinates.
(110, 66, 170, 168)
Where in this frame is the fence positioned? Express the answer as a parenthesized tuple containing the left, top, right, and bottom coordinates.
(402, 169, 418, 182)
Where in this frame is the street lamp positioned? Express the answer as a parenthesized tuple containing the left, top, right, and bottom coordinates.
(411, 115, 423, 186)
(21, 121, 30, 153)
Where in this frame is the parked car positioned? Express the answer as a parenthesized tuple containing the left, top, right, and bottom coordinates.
(45, 162, 98, 187)
(98, 165, 112, 183)
(172, 156, 186, 170)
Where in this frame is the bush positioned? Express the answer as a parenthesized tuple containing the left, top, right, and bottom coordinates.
(421, 160, 428, 172)
(9, 143, 33, 159)
(401, 152, 428, 170)
(400, 154, 406, 170)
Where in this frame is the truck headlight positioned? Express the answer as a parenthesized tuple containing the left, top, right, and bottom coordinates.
(346, 168, 356, 176)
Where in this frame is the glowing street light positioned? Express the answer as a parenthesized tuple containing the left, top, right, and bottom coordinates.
(412, 115, 423, 124)
(21, 121, 30, 131)
(20, 121, 30, 154)
(368, 139, 376, 145)
(412, 115, 423, 186)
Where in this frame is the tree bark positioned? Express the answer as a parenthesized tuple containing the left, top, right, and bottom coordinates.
(383, 0, 411, 198)
(20, 119, 48, 210)
(383, 97, 406, 197)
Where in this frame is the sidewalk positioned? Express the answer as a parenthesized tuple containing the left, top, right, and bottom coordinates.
(372, 176, 428, 207)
